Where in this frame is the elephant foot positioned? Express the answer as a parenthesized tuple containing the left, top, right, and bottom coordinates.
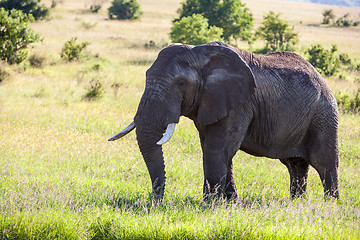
(202, 188, 238, 203)
(324, 187, 340, 200)
(225, 191, 238, 200)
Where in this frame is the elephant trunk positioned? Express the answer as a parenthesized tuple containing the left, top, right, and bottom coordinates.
(136, 123, 166, 200)
(134, 96, 177, 201)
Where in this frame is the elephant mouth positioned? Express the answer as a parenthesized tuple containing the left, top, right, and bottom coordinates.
(108, 121, 177, 145)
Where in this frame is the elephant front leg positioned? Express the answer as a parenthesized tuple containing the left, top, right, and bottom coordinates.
(196, 120, 245, 201)
(202, 150, 227, 200)
(202, 150, 238, 201)
(224, 160, 238, 199)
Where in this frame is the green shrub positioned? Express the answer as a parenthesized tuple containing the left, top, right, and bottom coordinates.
(170, 14, 223, 45)
(144, 40, 167, 49)
(336, 89, 360, 113)
(144, 40, 156, 49)
(111, 82, 122, 98)
(306, 44, 340, 76)
(60, 38, 90, 62)
(32, 86, 47, 98)
(82, 21, 98, 29)
(108, 0, 142, 20)
(176, 0, 254, 42)
(339, 53, 352, 66)
(0, 66, 9, 83)
(28, 53, 46, 68)
(91, 63, 101, 71)
(0, 0, 49, 20)
(83, 79, 104, 101)
(256, 11, 298, 52)
(0, 8, 41, 64)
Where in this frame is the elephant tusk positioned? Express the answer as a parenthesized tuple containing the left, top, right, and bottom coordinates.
(156, 123, 176, 145)
(108, 121, 135, 141)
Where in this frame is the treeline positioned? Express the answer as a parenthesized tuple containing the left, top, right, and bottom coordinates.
(322, 9, 359, 27)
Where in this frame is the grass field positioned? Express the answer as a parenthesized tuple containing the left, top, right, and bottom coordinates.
(0, 0, 360, 239)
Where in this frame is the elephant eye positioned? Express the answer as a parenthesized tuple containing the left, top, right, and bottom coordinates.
(178, 78, 186, 87)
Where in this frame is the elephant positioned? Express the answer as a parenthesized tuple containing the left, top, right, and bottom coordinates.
(109, 42, 339, 201)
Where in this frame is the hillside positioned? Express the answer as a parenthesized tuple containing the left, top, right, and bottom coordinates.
(286, 0, 360, 8)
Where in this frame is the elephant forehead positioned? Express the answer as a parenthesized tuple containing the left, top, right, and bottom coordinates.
(147, 61, 198, 81)
(146, 60, 177, 77)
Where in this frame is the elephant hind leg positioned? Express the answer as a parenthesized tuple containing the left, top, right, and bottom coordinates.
(308, 152, 339, 199)
(280, 158, 309, 199)
(306, 125, 340, 199)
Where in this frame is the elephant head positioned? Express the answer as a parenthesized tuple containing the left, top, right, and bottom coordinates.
(109, 42, 256, 200)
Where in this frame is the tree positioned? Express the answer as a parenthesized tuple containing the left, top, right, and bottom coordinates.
(0, 0, 49, 20)
(51, 0, 64, 8)
(108, 0, 142, 20)
(335, 13, 353, 27)
(0, 8, 41, 64)
(306, 44, 340, 76)
(176, 0, 254, 42)
(256, 11, 298, 52)
(170, 14, 223, 45)
(89, 0, 106, 13)
(322, 9, 336, 24)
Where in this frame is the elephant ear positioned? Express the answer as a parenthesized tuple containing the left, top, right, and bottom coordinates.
(193, 45, 256, 125)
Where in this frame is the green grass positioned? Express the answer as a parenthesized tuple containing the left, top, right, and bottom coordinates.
(0, 0, 360, 239)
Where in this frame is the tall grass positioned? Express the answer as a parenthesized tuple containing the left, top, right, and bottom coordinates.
(0, 0, 360, 239)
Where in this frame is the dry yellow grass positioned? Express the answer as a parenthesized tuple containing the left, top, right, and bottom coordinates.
(36, 0, 360, 58)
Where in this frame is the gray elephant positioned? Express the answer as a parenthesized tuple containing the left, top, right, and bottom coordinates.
(109, 42, 339, 201)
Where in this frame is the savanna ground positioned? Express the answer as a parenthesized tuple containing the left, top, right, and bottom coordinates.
(0, 0, 360, 239)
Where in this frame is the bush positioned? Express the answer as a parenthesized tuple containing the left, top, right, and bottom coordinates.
(83, 79, 104, 101)
(0, 66, 10, 83)
(256, 11, 298, 52)
(144, 40, 156, 49)
(60, 38, 90, 62)
(322, 9, 336, 24)
(82, 21, 98, 29)
(90, 5, 101, 13)
(0, 0, 49, 20)
(28, 53, 46, 68)
(176, 0, 254, 42)
(51, 0, 64, 8)
(111, 82, 122, 98)
(89, 0, 105, 13)
(0, 8, 41, 64)
(144, 40, 167, 49)
(108, 0, 142, 20)
(336, 89, 360, 113)
(170, 14, 223, 45)
(339, 53, 352, 66)
(335, 13, 353, 27)
(306, 44, 340, 76)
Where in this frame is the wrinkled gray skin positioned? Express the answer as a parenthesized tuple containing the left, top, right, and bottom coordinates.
(110, 42, 339, 201)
